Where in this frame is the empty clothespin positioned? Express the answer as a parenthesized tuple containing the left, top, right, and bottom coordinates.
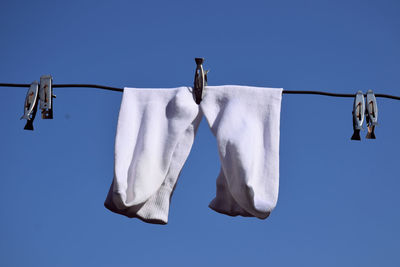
(39, 75, 55, 119)
(21, 81, 39, 130)
(351, 90, 365, 141)
(365, 89, 378, 139)
(193, 58, 208, 104)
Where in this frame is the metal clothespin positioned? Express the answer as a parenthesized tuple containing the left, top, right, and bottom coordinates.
(193, 58, 209, 104)
(365, 89, 378, 139)
(351, 90, 365, 141)
(39, 75, 55, 119)
(21, 81, 39, 130)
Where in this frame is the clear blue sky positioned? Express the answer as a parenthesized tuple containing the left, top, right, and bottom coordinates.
(1, 0, 399, 266)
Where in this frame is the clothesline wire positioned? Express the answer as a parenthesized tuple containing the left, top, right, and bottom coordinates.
(1, 83, 400, 100)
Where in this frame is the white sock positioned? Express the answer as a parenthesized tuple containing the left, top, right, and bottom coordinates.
(105, 87, 202, 224)
(200, 85, 283, 219)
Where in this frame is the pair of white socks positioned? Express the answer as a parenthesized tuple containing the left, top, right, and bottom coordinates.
(104, 85, 283, 224)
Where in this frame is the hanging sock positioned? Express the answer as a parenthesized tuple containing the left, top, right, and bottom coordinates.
(200, 85, 283, 219)
(104, 87, 202, 224)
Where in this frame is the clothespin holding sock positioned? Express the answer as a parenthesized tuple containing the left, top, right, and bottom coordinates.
(193, 58, 209, 104)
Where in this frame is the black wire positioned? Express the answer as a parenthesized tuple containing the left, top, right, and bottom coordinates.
(0, 83, 124, 92)
(2, 83, 400, 100)
(283, 90, 400, 100)
(0, 83, 31, 88)
(374, 93, 400, 101)
(53, 84, 123, 92)
(282, 90, 354, 98)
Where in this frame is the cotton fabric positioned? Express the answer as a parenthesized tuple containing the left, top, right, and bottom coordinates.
(200, 85, 283, 219)
(105, 85, 282, 224)
(104, 87, 202, 224)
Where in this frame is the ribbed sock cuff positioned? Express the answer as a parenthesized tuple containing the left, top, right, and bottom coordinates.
(105, 185, 173, 225)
